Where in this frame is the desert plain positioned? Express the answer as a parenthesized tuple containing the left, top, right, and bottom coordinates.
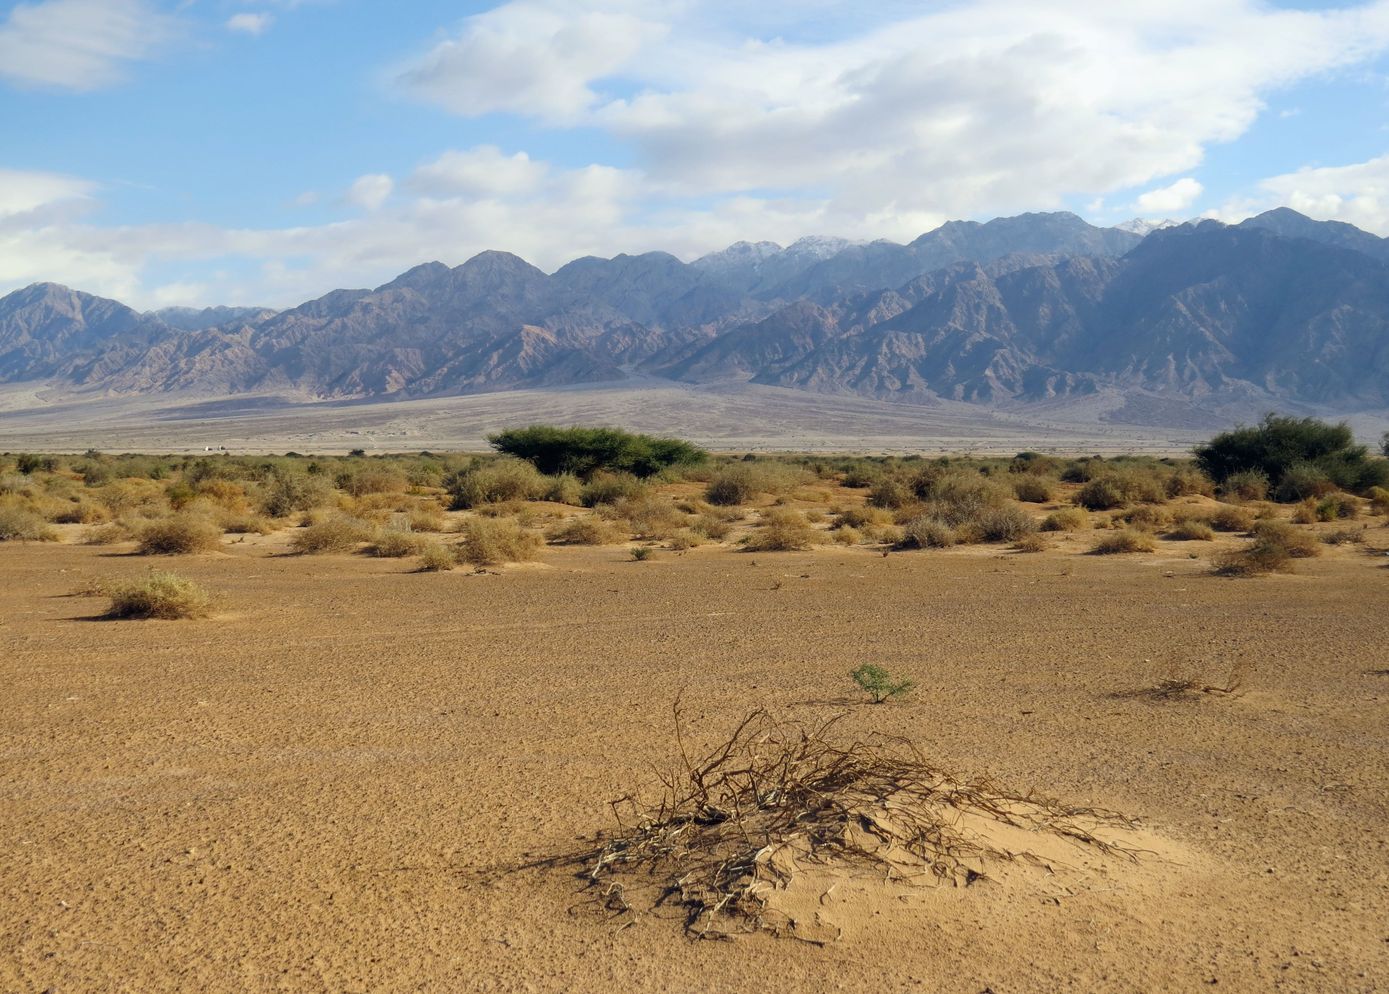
(1, 461, 1388, 994)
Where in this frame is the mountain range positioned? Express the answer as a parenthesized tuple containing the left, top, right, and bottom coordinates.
(2, 208, 1388, 416)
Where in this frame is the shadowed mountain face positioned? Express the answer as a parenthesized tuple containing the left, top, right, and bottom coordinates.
(2, 209, 1388, 411)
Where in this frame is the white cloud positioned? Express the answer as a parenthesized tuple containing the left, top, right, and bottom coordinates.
(1135, 177, 1204, 214)
(0, 0, 170, 90)
(1218, 153, 1389, 234)
(346, 174, 394, 211)
(0, 168, 95, 218)
(226, 12, 274, 36)
(409, 147, 550, 198)
(396, 1, 668, 122)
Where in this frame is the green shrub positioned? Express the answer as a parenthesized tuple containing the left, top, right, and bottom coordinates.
(1315, 493, 1358, 521)
(850, 664, 913, 704)
(136, 514, 222, 555)
(487, 425, 707, 479)
(1074, 476, 1128, 510)
(1196, 414, 1389, 498)
(629, 546, 654, 561)
(105, 571, 213, 619)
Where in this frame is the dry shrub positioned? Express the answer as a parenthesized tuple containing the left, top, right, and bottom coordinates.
(581, 471, 648, 507)
(1208, 506, 1255, 532)
(1368, 486, 1389, 515)
(95, 478, 168, 515)
(1322, 527, 1365, 546)
(1040, 507, 1087, 532)
(49, 499, 111, 525)
(456, 517, 543, 565)
(413, 541, 458, 572)
(1290, 499, 1319, 525)
(368, 528, 433, 557)
(832, 526, 861, 545)
(577, 708, 1138, 938)
(835, 505, 893, 529)
(401, 502, 446, 532)
(1074, 476, 1128, 510)
(1142, 660, 1251, 699)
(969, 505, 1038, 543)
(1012, 476, 1054, 503)
(1116, 505, 1169, 531)
(1167, 519, 1214, 541)
(899, 515, 956, 549)
(867, 476, 913, 509)
(290, 515, 375, 554)
(1164, 467, 1214, 498)
(1315, 493, 1358, 521)
(690, 515, 733, 541)
(1212, 544, 1292, 577)
(219, 513, 277, 535)
(1249, 520, 1321, 558)
(548, 515, 626, 545)
(1219, 469, 1270, 502)
(0, 506, 59, 541)
(446, 458, 548, 509)
(105, 571, 213, 619)
(545, 473, 584, 506)
(137, 514, 222, 555)
(742, 509, 822, 551)
(706, 464, 809, 507)
(341, 467, 409, 497)
(82, 520, 136, 545)
(615, 496, 686, 540)
(666, 530, 703, 551)
(1090, 529, 1156, 555)
(1012, 533, 1050, 553)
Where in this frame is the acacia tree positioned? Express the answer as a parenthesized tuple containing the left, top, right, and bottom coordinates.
(486, 425, 707, 479)
(1194, 414, 1389, 500)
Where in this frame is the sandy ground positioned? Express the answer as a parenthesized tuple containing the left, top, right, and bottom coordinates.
(3, 529, 1388, 992)
(0, 381, 1226, 456)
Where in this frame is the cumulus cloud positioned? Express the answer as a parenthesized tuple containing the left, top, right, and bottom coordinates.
(409, 147, 550, 198)
(1135, 177, 1204, 215)
(1250, 154, 1389, 235)
(0, 0, 171, 90)
(226, 12, 274, 36)
(396, 1, 668, 122)
(346, 174, 394, 211)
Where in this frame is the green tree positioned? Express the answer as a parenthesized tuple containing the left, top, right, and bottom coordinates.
(487, 425, 707, 479)
(1194, 414, 1389, 500)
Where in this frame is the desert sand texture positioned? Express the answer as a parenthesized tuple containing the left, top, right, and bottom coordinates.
(3, 497, 1388, 994)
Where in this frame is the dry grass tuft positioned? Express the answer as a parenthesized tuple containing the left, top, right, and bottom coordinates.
(574, 707, 1139, 939)
(1040, 507, 1087, 532)
(413, 542, 458, 572)
(1166, 519, 1215, 542)
(289, 515, 376, 554)
(742, 509, 822, 552)
(0, 506, 58, 541)
(367, 528, 433, 558)
(136, 514, 223, 555)
(547, 515, 627, 545)
(456, 517, 543, 565)
(104, 571, 214, 619)
(1011, 533, 1050, 553)
(1090, 529, 1157, 555)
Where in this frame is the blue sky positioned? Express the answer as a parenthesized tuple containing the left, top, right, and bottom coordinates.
(2, 0, 1388, 308)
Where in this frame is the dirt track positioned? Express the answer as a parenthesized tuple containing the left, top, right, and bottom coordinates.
(3, 535, 1388, 992)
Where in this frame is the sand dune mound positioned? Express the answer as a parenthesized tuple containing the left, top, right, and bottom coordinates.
(580, 708, 1162, 942)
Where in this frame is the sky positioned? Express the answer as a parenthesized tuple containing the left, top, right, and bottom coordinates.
(1, 0, 1388, 309)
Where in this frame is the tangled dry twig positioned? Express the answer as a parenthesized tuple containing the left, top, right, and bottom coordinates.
(577, 703, 1140, 938)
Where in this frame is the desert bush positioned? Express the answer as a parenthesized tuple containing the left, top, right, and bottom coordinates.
(1197, 414, 1389, 498)
(413, 542, 457, 572)
(666, 530, 703, 551)
(16, 454, 57, 474)
(1074, 476, 1128, 510)
(105, 571, 213, 619)
(487, 425, 707, 479)
(615, 495, 686, 540)
(1219, 469, 1270, 502)
(1290, 499, 1318, 524)
(290, 515, 375, 554)
(971, 505, 1037, 542)
(81, 521, 135, 545)
(368, 528, 432, 558)
(219, 513, 277, 535)
(898, 515, 956, 549)
(1040, 507, 1087, 532)
(834, 505, 893, 529)
(866, 476, 913, 509)
(1116, 505, 1169, 531)
(1208, 506, 1254, 532)
(1212, 543, 1292, 577)
(742, 509, 822, 551)
(1366, 486, 1389, 515)
(1315, 493, 1358, 521)
(690, 514, 733, 541)
(444, 458, 548, 509)
(337, 467, 409, 497)
(0, 506, 58, 541)
(1248, 520, 1321, 558)
(1090, 529, 1156, 555)
(259, 470, 335, 517)
(706, 463, 809, 507)
(1167, 520, 1215, 541)
(0, 472, 33, 495)
(544, 473, 584, 506)
(48, 499, 110, 525)
(547, 515, 626, 545)
(401, 502, 446, 533)
(1164, 467, 1214, 498)
(581, 471, 647, 507)
(1012, 476, 1054, 503)
(1012, 533, 1050, 553)
(840, 464, 881, 488)
(832, 526, 862, 545)
(136, 514, 222, 555)
(456, 517, 543, 565)
(1322, 528, 1365, 546)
